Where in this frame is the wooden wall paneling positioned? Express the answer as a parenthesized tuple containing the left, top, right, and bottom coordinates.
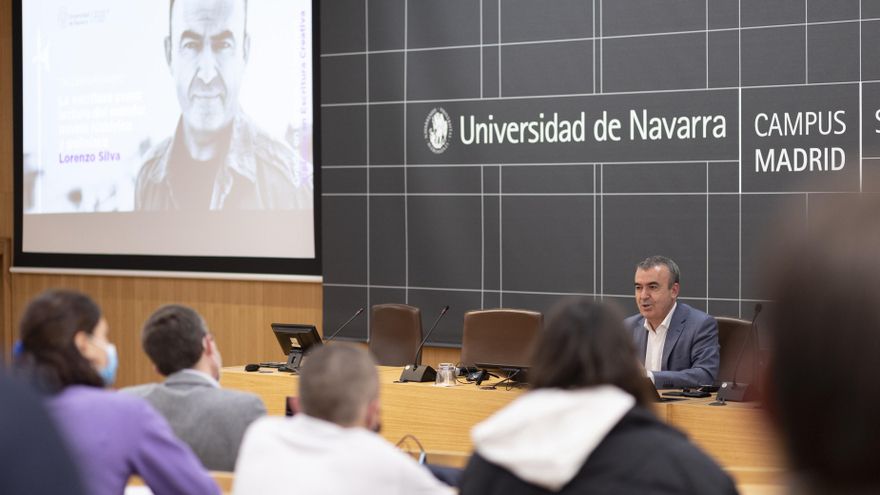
(10, 274, 322, 388)
(1, 0, 13, 358)
(0, 0, 13, 240)
(0, 239, 10, 360)
(420, 346, 461, 368)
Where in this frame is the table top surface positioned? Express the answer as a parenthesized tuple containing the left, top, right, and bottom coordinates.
(221, 364, 785, 481)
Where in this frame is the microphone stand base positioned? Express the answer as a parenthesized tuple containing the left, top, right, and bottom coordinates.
(399, 364, 437, 383)
(715, 381, 759, 403)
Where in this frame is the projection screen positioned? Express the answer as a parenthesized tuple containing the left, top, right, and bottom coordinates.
(14, 0, 321, 277)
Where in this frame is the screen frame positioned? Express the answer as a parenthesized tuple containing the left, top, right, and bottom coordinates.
(12, 0, 322, 277)
(271, 323, 322, 357)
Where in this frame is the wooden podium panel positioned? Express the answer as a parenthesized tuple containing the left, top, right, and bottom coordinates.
(666, 398, 785, 471)
(221, 366, 525, 454)
(221, 366, 784, 478)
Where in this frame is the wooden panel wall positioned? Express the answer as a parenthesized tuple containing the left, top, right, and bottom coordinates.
(1, 0, 15, 362)
(5, 272, 459, 389)
(9, 274, 322, 387)
(0, 0, 12, 242)
(0, 0, 460, 385)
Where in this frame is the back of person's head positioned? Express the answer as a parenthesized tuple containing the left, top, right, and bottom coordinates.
(142, 304, 209, 376)
(765, 195, 880, 491)
(529, 297, 652, 406)
(299, 344, 379, 427)
(15, 289, 104, 393)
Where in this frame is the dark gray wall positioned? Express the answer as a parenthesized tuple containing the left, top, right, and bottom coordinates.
(321, 0, 875, 346)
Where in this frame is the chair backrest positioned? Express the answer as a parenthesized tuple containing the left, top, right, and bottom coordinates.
(368, 304, 423, 366)
(460, 309, 543, 367)
(716, 316, 757, 384)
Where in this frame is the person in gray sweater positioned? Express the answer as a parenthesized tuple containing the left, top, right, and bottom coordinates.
(123, 304, 265, 471)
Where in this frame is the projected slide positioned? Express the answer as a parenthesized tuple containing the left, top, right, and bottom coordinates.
(20, 0, 316, 262)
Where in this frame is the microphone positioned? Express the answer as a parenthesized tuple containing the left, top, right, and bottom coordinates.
(712, 303, 762, 405)
(324, 307, 365, 343)
(399, 305, 450, 383)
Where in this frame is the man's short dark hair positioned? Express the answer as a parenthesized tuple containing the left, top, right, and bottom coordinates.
(636, 255, 680, 286)
(168, 0, 249, 37)
(299, 344, 378, 426)
(765, 195, 880, 491)
(142, 304, 208, 376)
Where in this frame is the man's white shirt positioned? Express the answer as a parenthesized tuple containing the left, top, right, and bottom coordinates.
(233, 413, 453, 495)
(644, 302, 676, 383)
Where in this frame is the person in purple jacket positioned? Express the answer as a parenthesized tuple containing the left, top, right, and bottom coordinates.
(13, 289, 219, 495)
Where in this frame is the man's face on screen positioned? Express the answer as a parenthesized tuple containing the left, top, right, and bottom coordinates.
(168, 0, 248, 137)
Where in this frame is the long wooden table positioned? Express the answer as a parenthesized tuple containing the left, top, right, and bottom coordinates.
(221, 366, 785, 482)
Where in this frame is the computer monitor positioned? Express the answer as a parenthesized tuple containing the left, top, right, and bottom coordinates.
(271, 323, 322, 370)
(474, 362, 529, 384)
(646, 378, 685, 403)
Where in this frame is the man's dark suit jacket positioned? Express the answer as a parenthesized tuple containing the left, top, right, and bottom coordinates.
(624, 302, 720, 389)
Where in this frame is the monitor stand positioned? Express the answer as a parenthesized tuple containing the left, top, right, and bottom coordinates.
(278, 349, 303, 373)
(279, 350, 305, 372)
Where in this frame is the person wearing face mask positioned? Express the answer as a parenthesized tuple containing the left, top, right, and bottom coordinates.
(13, 290, 219, 495)
(122, 304, 266, 471)
(233, 343, 454, 495)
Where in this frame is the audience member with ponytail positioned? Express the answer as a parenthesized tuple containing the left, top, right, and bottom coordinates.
(14, 289, 219, 495)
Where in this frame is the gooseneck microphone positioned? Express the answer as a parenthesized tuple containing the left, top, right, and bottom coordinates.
(324, 307, 365, 343)
(712, 303, 762, 405)
(399, 305, 450, 383)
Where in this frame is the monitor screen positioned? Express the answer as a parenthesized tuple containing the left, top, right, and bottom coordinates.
(271, 323, 322, 357)
(14, 0, 320, 276)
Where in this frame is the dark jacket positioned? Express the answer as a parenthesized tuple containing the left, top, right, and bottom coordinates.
(135, 112, 312, 210)
(460, 406, 738, 495)
(0, 374, 87, 495)
(625, 302, 721, 389)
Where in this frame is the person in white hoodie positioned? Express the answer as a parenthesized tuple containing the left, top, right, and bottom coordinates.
(232, 343, 454, 495)
(460, 297, 738, 495)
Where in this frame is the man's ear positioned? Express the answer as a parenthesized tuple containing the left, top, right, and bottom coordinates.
(671, 282, 680, 299)
(164, 36, 172, 69)
(202, 334, 214, 357)
(289, 396, 301, 414)
(242, 33, 251, 64)
(366, 397, 381, 430)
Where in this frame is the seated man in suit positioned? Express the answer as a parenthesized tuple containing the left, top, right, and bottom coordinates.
(233, 343, 453, 494)
(624, 255, 720, 389)
(122, 305, 266, 471)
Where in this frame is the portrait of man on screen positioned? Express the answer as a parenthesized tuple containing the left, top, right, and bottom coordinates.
(135, 0, 312, 210)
